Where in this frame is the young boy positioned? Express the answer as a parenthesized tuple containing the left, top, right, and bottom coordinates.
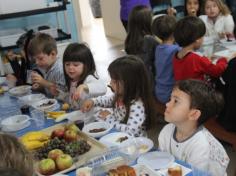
(28, 33, 65, 97)
(152, 15, 180, 104)
(173, 16, 227, 81)
(158, 79, 229, 176)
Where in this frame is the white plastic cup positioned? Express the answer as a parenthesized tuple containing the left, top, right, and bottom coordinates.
(30, 109, 45, 129)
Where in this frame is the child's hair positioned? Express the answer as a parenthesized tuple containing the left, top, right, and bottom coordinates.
(125, 5, 153, 55)
(63, 43, 97, 89)
(0, 133, 34, 176)
(108, 55, 155, 128)
(184, 0, 202, 16)
(152, 15, 176, 41)
(204, 0, 231, 16)
(28, 32, 57, 57)
(174, 79, 224, 126)
(174, 16, 206, 47)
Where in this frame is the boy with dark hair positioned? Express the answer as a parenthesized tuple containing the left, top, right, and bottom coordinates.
(28, 33, 65, 97)
(173, 16, 227, 81)
(152, 15, 180, 103)
(158, 79, 229, 176)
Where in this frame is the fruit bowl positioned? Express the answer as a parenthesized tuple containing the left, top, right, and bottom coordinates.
(1, 115, 31, 132)
(32, 98, 57, 112)
(82, 121, 112, 138)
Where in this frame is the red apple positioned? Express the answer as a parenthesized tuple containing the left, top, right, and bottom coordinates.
(48, 149, 64, 161)
(38, 158, 56, 175)
(51, 128, 65, 139)
(56, 154, 73, 171)
(64, 130, 78, 142)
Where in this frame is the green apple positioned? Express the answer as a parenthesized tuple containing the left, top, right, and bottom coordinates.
(66, 123, 80, 133)
(38, 158, 56, 175)
(56, 154, 73, 171)
(64, 129, 78, 142)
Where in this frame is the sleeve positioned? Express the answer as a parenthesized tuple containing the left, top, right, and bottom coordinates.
(196, 56, 227, 78)
(112, 100, 146, 136)
(93, 94, 114, 108)
(224, 15, 235, 34)
(84, 75, 107, 97)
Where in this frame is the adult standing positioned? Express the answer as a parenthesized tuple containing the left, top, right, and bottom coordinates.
(120, 0, 151, 31)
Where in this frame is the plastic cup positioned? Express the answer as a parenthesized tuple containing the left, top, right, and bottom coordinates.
(30, 109, 45, 129)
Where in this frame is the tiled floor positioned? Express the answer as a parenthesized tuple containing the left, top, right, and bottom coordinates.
(80, 17, 236, 176)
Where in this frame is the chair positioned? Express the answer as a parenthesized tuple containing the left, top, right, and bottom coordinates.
(204, 118, 236, 150)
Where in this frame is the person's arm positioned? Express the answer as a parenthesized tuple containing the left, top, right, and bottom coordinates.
(93, 94, 114, 108)
(111, 100, 146, 137)
(224, 14, 235, 34)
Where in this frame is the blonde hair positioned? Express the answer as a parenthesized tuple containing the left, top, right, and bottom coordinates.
(205, 0, 231, 15)
(0, 133, 34, 176)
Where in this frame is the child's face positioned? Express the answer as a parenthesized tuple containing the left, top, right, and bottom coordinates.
(34, 51, 56, 70)
(165, 88, 192, 124)
(64, 61, 84, 81)
(186, 0, 200, 16)
(205, 0, 220, 19)
(109, 79, 123, 96)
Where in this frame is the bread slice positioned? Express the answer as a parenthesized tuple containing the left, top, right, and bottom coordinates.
(117, 165, 136, 176)
(168, 166, 182, 176)
(108, 169, 118, 176)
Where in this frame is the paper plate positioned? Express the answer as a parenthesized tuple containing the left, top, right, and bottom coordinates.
(8, 85, 31, 96)
(137, 151, 175, 170)
(99, 132, 132, 147)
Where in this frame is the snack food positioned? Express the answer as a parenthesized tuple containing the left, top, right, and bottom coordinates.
(108, 165, 136, 176)
(168, 166, 182, 176)
(89, 128, 106, 133)
(116, 136, 128, 143)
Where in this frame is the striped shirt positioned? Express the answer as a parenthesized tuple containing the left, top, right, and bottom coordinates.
(44, 58, 66, 97)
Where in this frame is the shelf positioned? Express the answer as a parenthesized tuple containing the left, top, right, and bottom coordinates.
(0, 29, 71, 51)
(0, 1, 68, 20)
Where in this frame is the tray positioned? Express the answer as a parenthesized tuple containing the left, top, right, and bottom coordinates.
(34, 123, 108, 176)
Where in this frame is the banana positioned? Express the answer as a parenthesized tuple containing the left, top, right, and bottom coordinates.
(46, 111, 66, 119)
(23, 140, 48, 150)
(21, 131, 49, 142)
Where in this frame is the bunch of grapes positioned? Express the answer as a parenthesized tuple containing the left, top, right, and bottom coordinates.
(34, 137, 67, 160)
(65, 140, 91, 157)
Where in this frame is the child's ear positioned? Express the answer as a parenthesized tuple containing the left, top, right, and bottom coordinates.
(50, 50, 57, 58)
(189, 109, 201, 121)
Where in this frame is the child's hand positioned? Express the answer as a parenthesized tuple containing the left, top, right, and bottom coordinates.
(31, 72, 46, 86)
(49, 84, 59, 96)
(81, 99, 94, 112)
(72, 84, 88, 101)
(6, 74, 17, 82)
(167, 7, 177, 16)
(98, 110, 111, 120)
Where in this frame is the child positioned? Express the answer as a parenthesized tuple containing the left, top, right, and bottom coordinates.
(81, 55, 155, 137)
(158, 79, 229, 176)
(55, 43, 106, 110)
(0, 133, 34, 176)
(152, 15, 179, 104)
(184, 0, 202, 16)
(28, 33, 66, 97)
(199, 0, 235, 40)
(173, 16, 227, 81)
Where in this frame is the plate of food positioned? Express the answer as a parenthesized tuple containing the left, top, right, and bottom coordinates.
(137, 151, 175, 170)
(99, 132, 132, 147)
(82, 121, 112, 138)
(8, 85, 31, 96)
(32, 98, 57, 112)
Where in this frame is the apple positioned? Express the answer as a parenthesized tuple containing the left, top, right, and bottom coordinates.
(56, 154, 73, 171)
(64, 130, 78, 142)
(51, 128, 65, 139)
(66, 123, 80, 133)
(38, 158, 56, 175)
(48, 149, 64, 161)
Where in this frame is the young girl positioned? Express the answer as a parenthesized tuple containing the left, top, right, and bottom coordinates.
(55, 43, 106, 110)
(199, 0, 235, 40)
(81, 55, 155, 137)
(184, 0, 202, 16)
(0, 133, 34, 176)
(158, 79, 229, 176)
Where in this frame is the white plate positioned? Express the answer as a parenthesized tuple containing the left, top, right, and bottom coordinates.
(19, 93, 45, 105)
(99, 132, 132, 147)
(32, 98, 57, 111)
(8, 85, 31, 96)
(137, 151, 175, 170)
(82, 121, 112, 138)
(127, 137, 154, 155)
(1, 115, 31, 132)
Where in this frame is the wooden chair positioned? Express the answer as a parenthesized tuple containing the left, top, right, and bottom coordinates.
(204, 118, 236, 150)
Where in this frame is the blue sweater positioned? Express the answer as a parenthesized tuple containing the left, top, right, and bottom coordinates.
(154, 44, 179, 104)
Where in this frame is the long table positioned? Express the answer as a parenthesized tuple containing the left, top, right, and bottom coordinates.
(0, 93, 209, 176)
